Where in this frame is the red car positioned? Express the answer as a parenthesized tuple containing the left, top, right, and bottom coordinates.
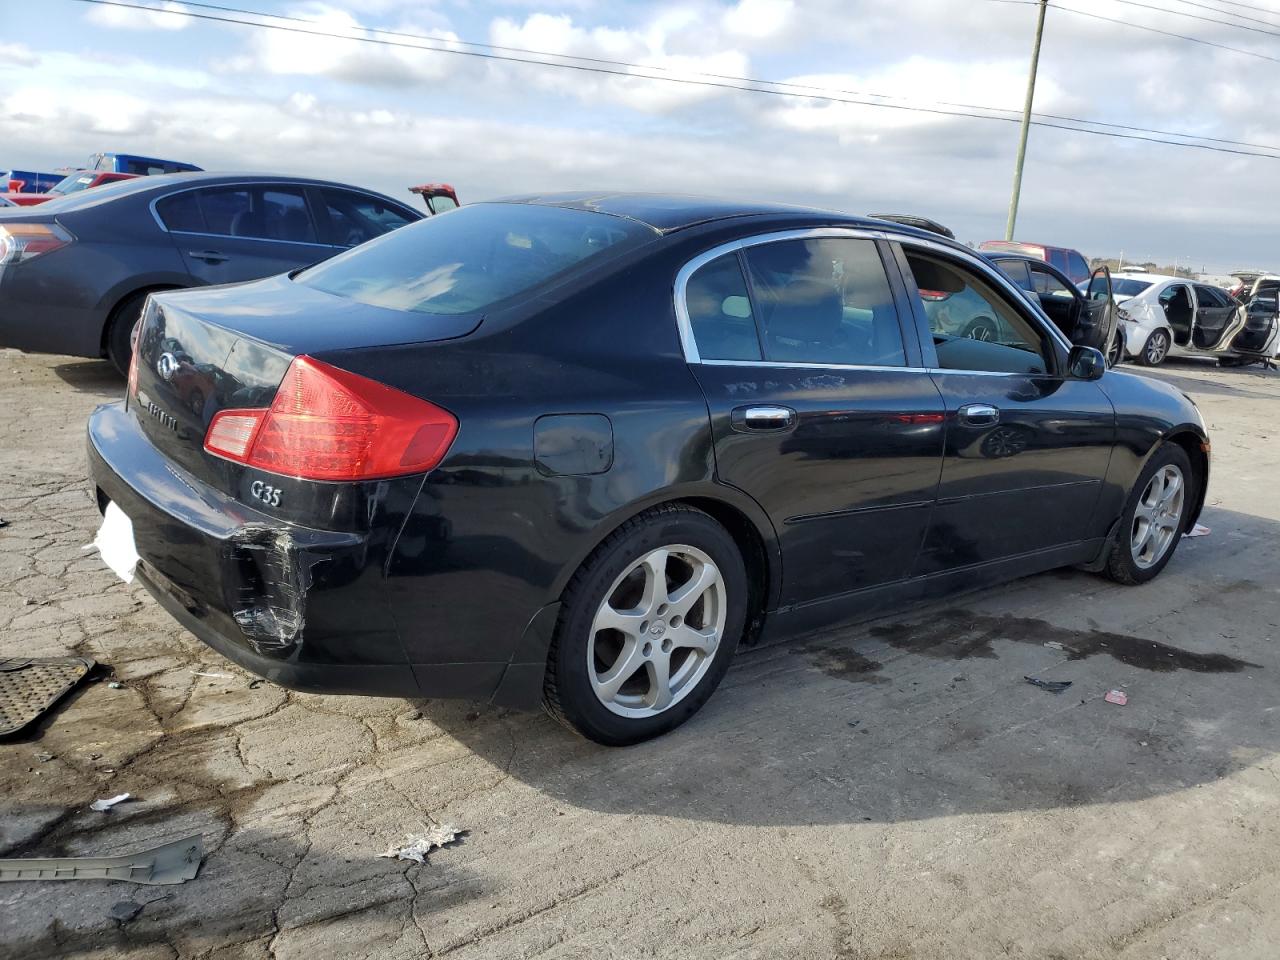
(978, 240, 1093, 286)
(0, 170, 138, 206)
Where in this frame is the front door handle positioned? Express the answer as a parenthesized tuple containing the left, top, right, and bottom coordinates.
(957, 403, 1000, 427)
(188, 250, 230, 264)
(731, 405, 797, 433)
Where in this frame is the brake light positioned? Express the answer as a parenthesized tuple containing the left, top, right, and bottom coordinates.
(0, 223, 74, 264)
(204, 356, 458, 481)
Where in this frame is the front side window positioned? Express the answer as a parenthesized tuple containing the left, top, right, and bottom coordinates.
(685, 253, 760, 361)
(905, 251, 1053, 375)
(297, 202, 656, 315)
(320, 189, 418, 246)
(742, 238, 906, 366)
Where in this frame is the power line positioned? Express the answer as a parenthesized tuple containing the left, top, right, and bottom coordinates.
(69, 0, 1280, 161)
(1052, 1, 1280, 62)
(1166, 0, 1280, 26)
(1111, 0, 1280, 36)
(1201, 0, 1280, 15)
(150, 0, 1280, 152)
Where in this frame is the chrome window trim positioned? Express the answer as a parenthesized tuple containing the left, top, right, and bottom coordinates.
(699, 359, 912, 374)
(147, 181, 419, 246)
(673, 226, 888, 366)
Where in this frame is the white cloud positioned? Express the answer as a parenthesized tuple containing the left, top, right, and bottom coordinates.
(0, 42, 39, 67)
(722, 0, 795, 40)
(86, 1, 191, 31)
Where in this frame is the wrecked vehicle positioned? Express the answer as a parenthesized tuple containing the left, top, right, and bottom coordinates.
(1221, 275, 1280, 367)
(1110, 273, 1258, 366)
(87, 195, 1209, 745)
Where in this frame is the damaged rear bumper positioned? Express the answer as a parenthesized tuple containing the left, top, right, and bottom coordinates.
(86, 401, 425, 697)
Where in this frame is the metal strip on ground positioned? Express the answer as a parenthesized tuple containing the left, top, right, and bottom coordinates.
(0, 656, 96, 737)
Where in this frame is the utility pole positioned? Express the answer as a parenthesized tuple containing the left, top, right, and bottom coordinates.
(1005, 0, 1049, 241)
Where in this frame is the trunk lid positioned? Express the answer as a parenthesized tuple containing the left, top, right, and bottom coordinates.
(131, 274, 480, 491)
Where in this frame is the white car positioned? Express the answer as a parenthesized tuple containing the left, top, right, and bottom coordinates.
(1113, 272, 1253, 366)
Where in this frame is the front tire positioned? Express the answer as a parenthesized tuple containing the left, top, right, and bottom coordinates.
(1103, 443, 1194, 585)
(1107, 329, 1125, 367)
(544, 505, 747, 746)
(1138, 328, 1170, 367)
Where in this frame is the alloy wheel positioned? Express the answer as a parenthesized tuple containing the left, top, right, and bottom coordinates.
(1145, 331, 1169, 365)
(588, 544, 726, 718)
(1131, 464, 1184, 569)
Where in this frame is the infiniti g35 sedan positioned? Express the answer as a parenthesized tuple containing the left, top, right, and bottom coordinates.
(0, 172, 423, 374)
(87, 195, 1209, 746)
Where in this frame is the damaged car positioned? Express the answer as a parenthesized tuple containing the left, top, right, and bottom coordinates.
(1111, 273, 1253, 366)
(87, 195, 1210, 745)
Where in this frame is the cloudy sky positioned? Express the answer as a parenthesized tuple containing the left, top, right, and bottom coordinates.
(2, 0, 1277, 270)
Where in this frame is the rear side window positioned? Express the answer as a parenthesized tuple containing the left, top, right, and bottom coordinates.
(297, 202, 656, 315)
(743, 238, 905, 367)
(189, 186, 317, 242)
(320, 189, 418, 246)
(1048, 249, 1069, 273)
(155, 192, 206, 233)
(1194, 285, 1228, 307)
(1030, 265, 1072, 297)
(686, 254, 760, 361)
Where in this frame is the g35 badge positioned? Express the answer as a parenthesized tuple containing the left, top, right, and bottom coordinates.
(250, 480, 282, 508)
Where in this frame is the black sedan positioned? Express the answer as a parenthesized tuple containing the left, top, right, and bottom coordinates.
(0, 172, 423, 374)
(87, 195, 1209, 745)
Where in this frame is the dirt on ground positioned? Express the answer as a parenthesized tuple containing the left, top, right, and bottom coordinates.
(2, 349, 1279, 959)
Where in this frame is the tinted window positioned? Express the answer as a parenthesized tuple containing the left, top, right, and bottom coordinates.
(156, 191, 206, 233)
(1111, 278, 1154, 297)
(193, 186, 316, 242)
(996, 258, 1033, 291)
(297, 202, 655, 315)
(1030, 265, 1073, 297)
(743, 238, 905, 366)
(320, 189, 418, 246)
(1048, 249, 1069, 272)
(1194, 285, 1228, 308)
(905, 251, 1052, 375)
(686, 254, 760, 361)
(1066, 251, 1090, 284)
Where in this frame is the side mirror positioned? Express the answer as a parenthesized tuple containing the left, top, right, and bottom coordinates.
(1068, 345, 1106, 381)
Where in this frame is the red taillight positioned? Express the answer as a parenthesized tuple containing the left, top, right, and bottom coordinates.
(204, 356, 458, 481)
(0, 223, 74, 264)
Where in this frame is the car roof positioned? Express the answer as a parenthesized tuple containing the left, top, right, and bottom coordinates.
(1114, 272, 1180, 283)
(26, 171, 416, 213)
(491, 191, 901, 235)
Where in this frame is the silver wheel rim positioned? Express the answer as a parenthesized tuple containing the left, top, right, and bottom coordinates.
(588, 544, 726, 719)
(1108, 333, 1123, 366)
(968, 321, 995, 341)
(1131, 464, 1185, 569)
(1146, 332, 1168, 364)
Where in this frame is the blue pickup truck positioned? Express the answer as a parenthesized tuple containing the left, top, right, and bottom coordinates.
(1, 169, 61, 193)
(88, 152, 202, 175)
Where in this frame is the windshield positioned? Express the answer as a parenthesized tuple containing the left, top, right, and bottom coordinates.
(1110, 278, 1154, 297)
(51, 173, 96, 195)
(297, 202, 657, 315)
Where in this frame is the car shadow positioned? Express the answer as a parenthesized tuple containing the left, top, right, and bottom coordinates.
(424, 503, 1278, 827)
(51, 359, 123, 394)
(1125, 356, 1277, 401)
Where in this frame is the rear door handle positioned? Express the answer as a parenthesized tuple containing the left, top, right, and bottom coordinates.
(188, 250, 230, 264)
(731, 405, 797, 432)
(957, 403, 1000, 426)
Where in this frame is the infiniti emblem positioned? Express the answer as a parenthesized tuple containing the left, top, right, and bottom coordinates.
(156, 351, 179, 382)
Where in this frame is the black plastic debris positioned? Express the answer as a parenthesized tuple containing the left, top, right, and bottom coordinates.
(1024, 675, 1073, 694)
(0, 657, 96, 738)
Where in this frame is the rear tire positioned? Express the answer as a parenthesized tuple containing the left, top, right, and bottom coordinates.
(104, 292, 149, 377)
(543, 504, 747, 746)
(1103, 443, 1194, 585)
(1138, 328, 1170, 367)
(1107, 329, 1125, 367)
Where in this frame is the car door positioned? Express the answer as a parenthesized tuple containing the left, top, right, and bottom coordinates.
(1158, 283, 1195, 346)
(1192, 283, 1245, 351)
(156, 184, 334, 285)
(679, 230, 946, 607)
(1025, 261, 1077, 339)
(1078, 265, 1117, 354)
(892, 241, 1116, 573)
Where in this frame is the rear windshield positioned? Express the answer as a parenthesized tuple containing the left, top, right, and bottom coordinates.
(296, 203, 658, 315)
(1112, 278, 1154, 297)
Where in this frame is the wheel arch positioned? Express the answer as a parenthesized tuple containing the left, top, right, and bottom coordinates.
(552, 484, 782, 648)
(96, 282, 190, 357)
(1163, 427, 1209, 527)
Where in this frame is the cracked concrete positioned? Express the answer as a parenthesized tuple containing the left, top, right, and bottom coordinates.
(3, 349, 1280, 959)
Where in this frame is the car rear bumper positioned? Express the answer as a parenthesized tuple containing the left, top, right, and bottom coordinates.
(86, 400, 506, 701)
